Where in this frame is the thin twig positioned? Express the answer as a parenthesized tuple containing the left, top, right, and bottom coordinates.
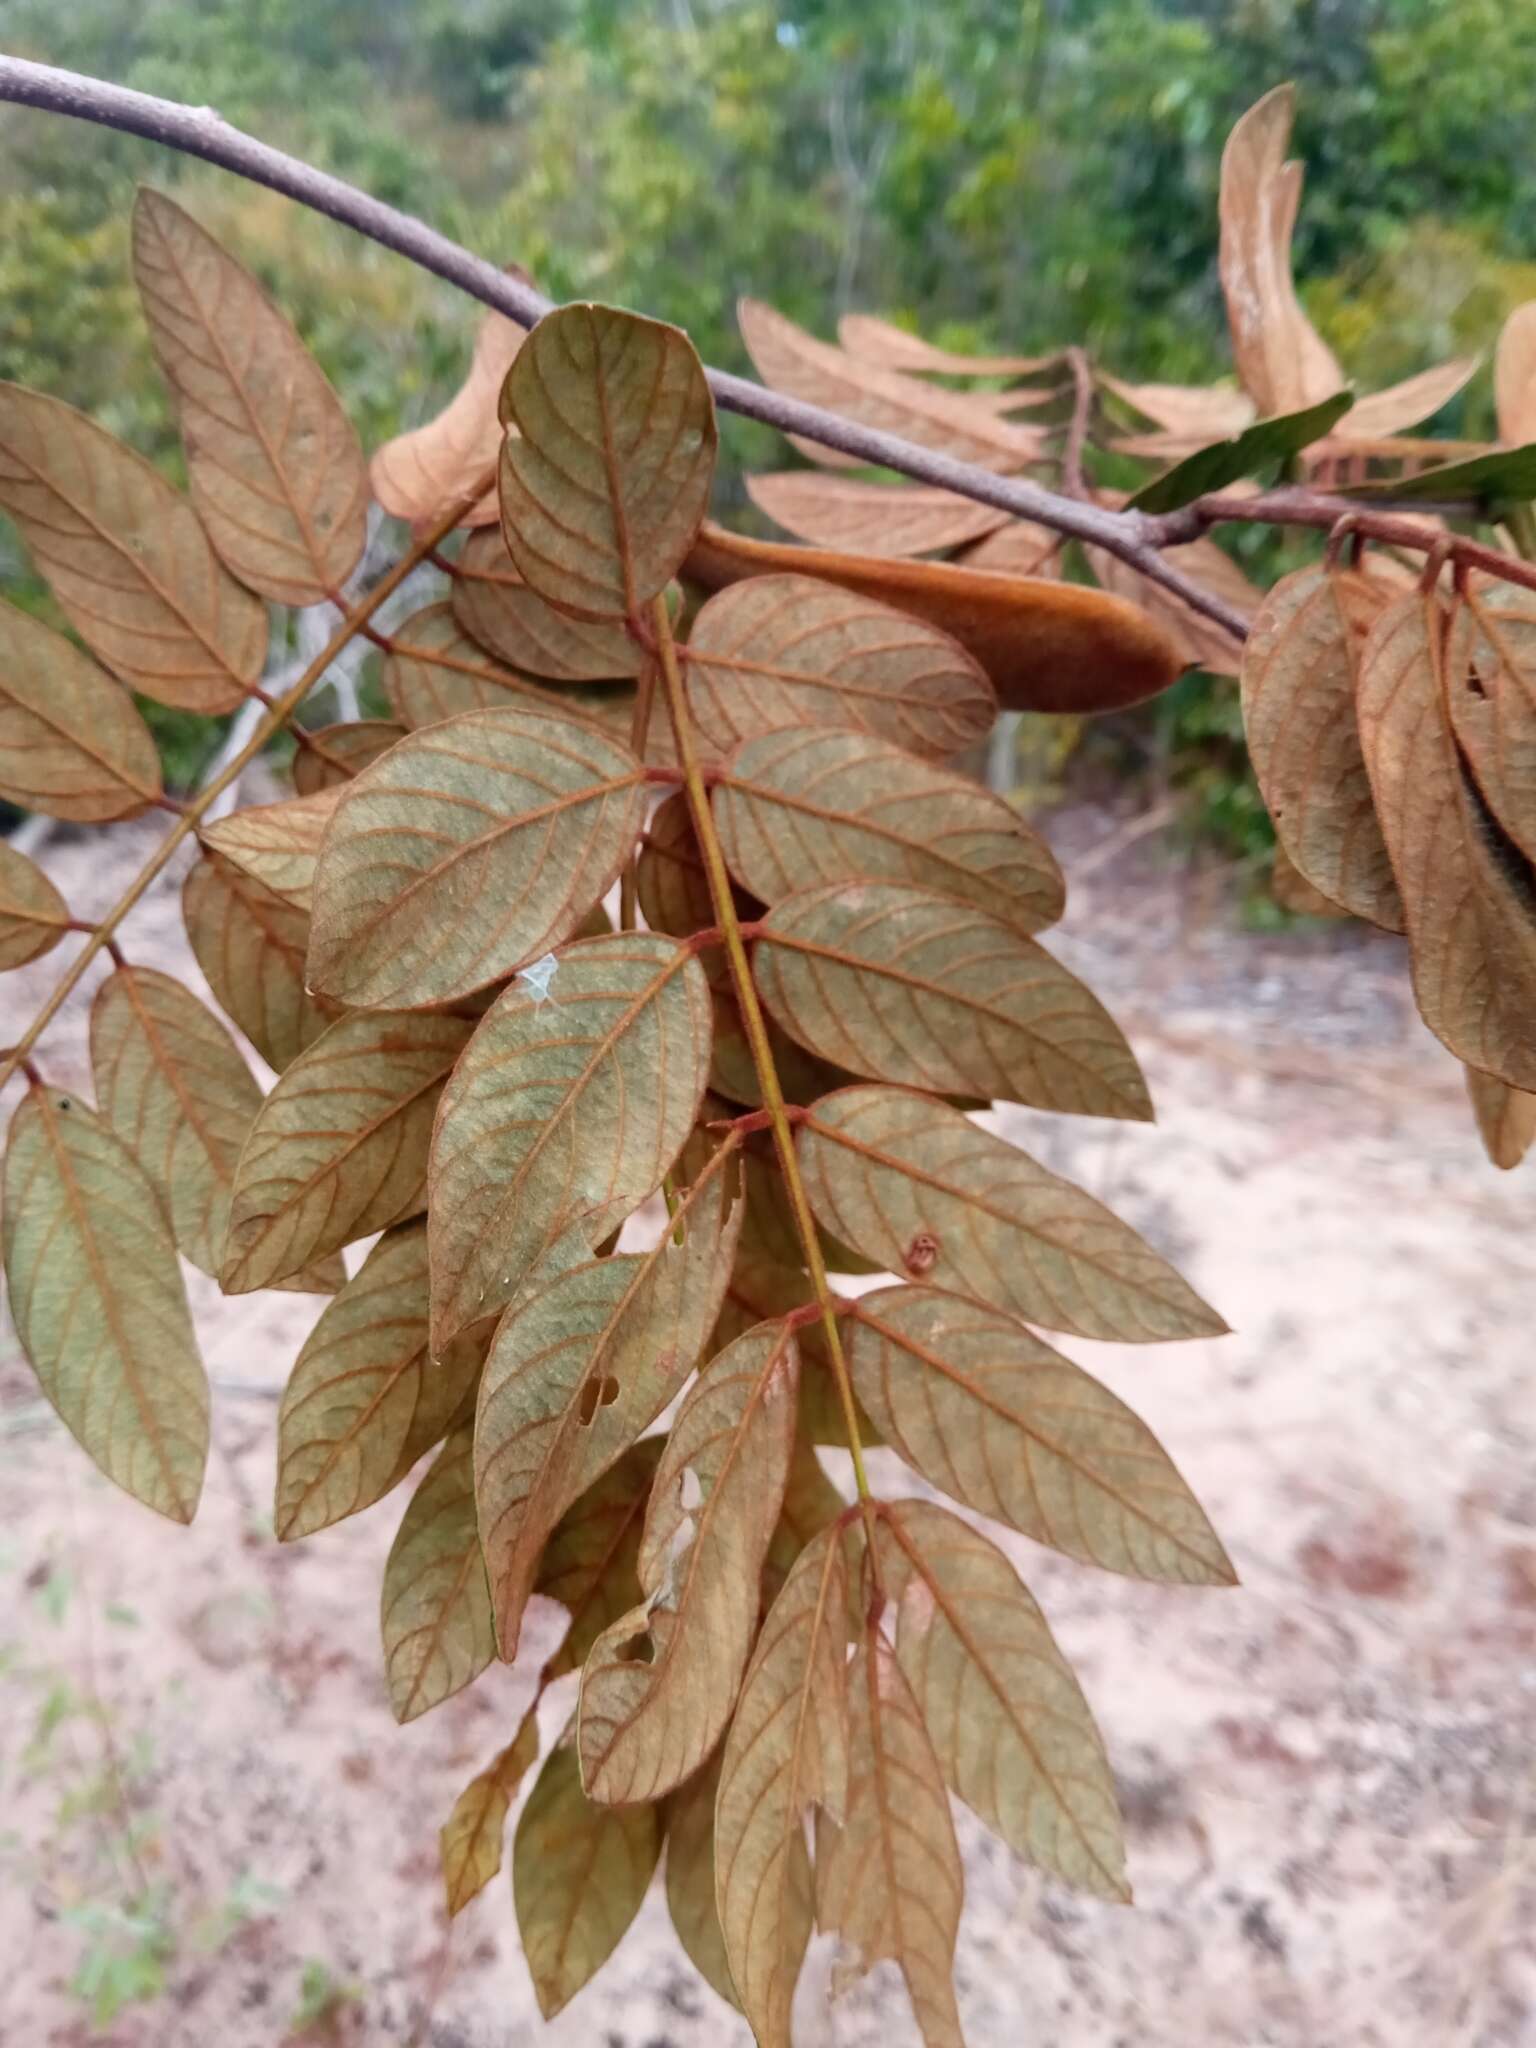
(1061, 346, 1093, 501)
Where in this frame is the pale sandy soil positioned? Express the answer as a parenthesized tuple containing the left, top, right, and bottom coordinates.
(2, 802, 1533, 2048)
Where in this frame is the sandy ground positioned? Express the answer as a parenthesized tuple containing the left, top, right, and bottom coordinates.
(2, 799, 1534, 2048)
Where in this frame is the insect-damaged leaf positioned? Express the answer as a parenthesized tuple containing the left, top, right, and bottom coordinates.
(1445, 577, 1536, 861)
(875, 1500, 1127, 1901)
(1465, 1065, 1536, 1170)
(291, 721, 405, 796)
(1357, 590, 1536, 1089)
(715, 1524, 849, 2048)
(681, 572, 995, 762)
(381, 1425, 495, 1723)
(90, 965, 262, 1277)
(753, 882, 1152, 1120)
(798, 1085, 1223, 1342)
(475, 1157, 742, 1660)
(836, 314, 1055, 379)
(713, 725, 1064, 933)
(578, 1320, 800, 1805)
(0, 601, 162, 821)
(498, 302, 716, 622)
(222, 1009, 471, 1292)
(745, 472, 1009, 557)
(0, 843, 69, 970)
(665, 1747, 739, 2008)
(847, 1285, 1234, 1584)
(372, 301, 524, 532)
(201, 786, 342, 913)
(3, 1087, 208, 1522)
(539, 1436, 666, 1681)
(182, 854, 334, 1073)
(0, 383, 265, 711)
(275, 1220, 486, 1542)
(133, 189, 367, 606)
(429, 930, 712, 1347)
(452, 527, 644, 681)
(815, 1628, 965, 2048)
(514, 1738, 663, 2020)
(1240, 564, 1404, 928)
(307, 707, 645, 1009)
(440, 1710, 539, 1917)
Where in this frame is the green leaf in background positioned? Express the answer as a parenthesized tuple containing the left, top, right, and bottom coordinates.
(1128, 390, 1354, 512)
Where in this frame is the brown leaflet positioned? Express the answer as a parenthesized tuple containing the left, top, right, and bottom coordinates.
(1495, 303, 1536, 445)
(221, 1009, 471, 1292)
(1217, 86, 1344, 417)
(577, 1319, 800, 1804)
(539, 1436, 668, 1681)
(274, 1219, 487, 1542)
(739, 299, 1044, 471)
(753, 881, 1152, 1120)
(1465, 1065, 1536, 1170)
(372, 301, 524, 531)
(797, 1084, 1224, 1342)
(440, 1709, 539, 1916)
(0, 600, 162, 821)
(0, 383, 265, 712)
(836, 314, 1055, 379)
(428, 930, 712, 1348)
(665, 1747, 739, 2009)
(762, 1434, 846, 1608)
(713, 724, 1064, 932)
(876, 1500, 1127, 1901)
(451, 527, 644, 681)
(1270, 844, 1349, 918)
(133, 188, 367, 605)
(1098, 373, 1256, 440)
(306, 707, 646, 1009)
(684, 525, 1189, 716)
(1240, 563, 1404, 927)
(380, 1426, 496, 1723)
(291, 721, 404, 795)
(3, 1087, 208, 1523)
(474, 1156, 742, 1659)
(815, 1627, 965, 2048)
(513, 1737, 663, 2020)
(382, 600, 617, 735)
(89, 965, 263, 1277)
(498, 302, 717, 621)
(714, 1525, 850, 2048)
(201, 786, 342, 912)
(745, 472, 1009, 557)
(1357, 591, 1536, 1088)
(1338, 358, 1479, 442)
(1446, 577, 1536, 861)
(0, 843, 70, 970)
(956, 518, 1061, 577)
(1085, 533, 1259, 678)
(182, 853, 334, 1072)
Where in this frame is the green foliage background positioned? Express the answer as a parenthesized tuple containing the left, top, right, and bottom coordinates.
(4, 0, 1536, 848)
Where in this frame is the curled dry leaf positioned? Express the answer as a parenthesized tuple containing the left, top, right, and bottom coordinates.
(274, 1219, 486, 1542)
(1495, 303, 1536, 446)
(740, 299, 1044, 472)
(539, 1436, 667, 1681)
(837, 312, 1056, 378)
(798, 1085, 1223, 1342)
(815, 1628, 965, 2048)
(201, 786, 342, 913)
(753, 882, 1153, 1120)
(428, 930, 712, 1347)
(291, 721, 405, 796)
(498, 302, 716, 621)
(681, 571, 996, 761)
(847, 1284, 1235, 1584)
(0, 842, 70, 970)
(578, 1319, 800, 1805)
(1464, 1065, 1536, 1171)
(714, 1524, 849, 2048)
(1445, 576, 1536, 861)
(0, 383, 264, 711)
(182, 853, 334, 1073)
(877, 1500, 1127, 1901)
(1357, 590, 1536, 1089)
(474, 1158, 742, 1659)
(133, 188, 368, 605)
(685, 524, 1189, 715)
(665, 1749, 739, 2009)
(90, 965, 263, 1277)
(514, 1739, 663, 2021)
(372, 302, 524, 531)
(221, 1009, 471, 1293)
(714, 724, 1064, 933)
(440, 1711, 539, 1917)
(452, 527, 643, 682)
(745, 472, 1009, 557)
(0, 600, 162, 821)
(307, 707, 645, 1010)
(381, 1425, 495, 1723)
(1240, 563, 1404, 927)
(3, 1087, 208, 1523)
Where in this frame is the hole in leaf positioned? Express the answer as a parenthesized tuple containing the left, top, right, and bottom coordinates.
(577, 1374, 621, 1425)
(614, 1629, 655, 1664)
(1466, 665, 1488, 700)
(903, 1230, 941, 1277)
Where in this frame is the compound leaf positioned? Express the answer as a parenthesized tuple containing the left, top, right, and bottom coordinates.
(381, 1425, 495, 1723)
